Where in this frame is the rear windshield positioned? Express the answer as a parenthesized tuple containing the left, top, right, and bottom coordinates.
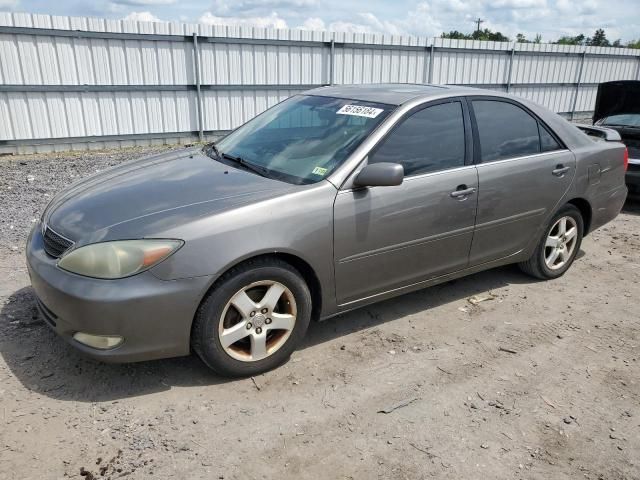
(600, 114, 640, 127)
(212, 95, 393, 184)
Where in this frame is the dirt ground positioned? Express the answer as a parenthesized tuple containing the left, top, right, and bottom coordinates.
(0, 148, 639, 480)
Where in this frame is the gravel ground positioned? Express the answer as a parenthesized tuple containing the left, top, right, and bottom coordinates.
(0, 146, 181, 253)
(0, 147, 639, 480)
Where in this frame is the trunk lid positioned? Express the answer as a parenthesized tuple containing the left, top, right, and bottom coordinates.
(593, 81, 640, 124)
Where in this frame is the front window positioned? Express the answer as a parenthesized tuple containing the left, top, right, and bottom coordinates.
(369, 101, 466, 176)
(600, 114, 640, 127)
(211, 95, 393, 184)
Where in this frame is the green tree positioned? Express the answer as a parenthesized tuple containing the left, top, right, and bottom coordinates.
(441, 28, 510, 42)
(555, 34, 585, 45)
(586, 28, 610, 46)
(441, 30, 469, 39)
(516, 33, 543, 44)
(626, 39, 640, 49)
(473, 28, 510, 42)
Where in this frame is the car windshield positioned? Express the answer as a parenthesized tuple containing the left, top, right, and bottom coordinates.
(209, 95, 393, 184)
(600, 113, 640, 127)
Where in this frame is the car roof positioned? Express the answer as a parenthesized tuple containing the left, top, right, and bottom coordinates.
(304, 82, 593, 151)
(304, 83, 488, 105)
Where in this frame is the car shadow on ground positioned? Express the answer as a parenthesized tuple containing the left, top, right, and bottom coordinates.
(0, 263, 542, 403)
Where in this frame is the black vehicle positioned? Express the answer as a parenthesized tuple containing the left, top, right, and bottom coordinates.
(594, 80, 640, 193)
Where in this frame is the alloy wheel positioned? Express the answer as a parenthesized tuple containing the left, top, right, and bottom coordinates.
(544, 216, 578, 270)
(218, 280, 297, 362)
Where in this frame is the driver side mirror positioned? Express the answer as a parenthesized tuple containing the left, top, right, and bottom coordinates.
(353, 162, 404, 188)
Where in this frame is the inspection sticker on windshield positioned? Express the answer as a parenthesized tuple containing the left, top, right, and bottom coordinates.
(337, 104, 384, 119)
(312, 166, 328, 176)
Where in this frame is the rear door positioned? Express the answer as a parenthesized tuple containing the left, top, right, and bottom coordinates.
(468, 97, 575, 265)
(333, 98, 478, 306)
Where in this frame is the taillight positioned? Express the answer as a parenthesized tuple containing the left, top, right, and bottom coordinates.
(623, 147, 629, 172)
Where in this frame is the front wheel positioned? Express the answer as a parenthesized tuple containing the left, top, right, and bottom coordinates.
(191, 258, 312, 377)
(519, 204, 584, 280)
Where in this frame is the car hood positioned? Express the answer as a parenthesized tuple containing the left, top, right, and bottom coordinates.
(593, 80, 640, 124)
(44, 148, 295, 244)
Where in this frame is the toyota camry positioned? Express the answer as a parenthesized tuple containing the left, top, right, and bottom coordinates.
(26, 84, 628, 377)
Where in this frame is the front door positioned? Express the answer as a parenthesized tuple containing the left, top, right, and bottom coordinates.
(333, 99, 478, 306)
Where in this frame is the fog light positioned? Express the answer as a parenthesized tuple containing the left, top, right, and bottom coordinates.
(73, 332, 124, 350)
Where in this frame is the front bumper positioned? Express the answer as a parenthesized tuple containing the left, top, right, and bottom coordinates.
(26, 224, 213, 363)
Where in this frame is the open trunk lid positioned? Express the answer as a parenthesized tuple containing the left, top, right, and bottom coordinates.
(593, 80, 640, 124)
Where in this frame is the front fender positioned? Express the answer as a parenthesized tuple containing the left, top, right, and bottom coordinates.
(149, 181, 339, 316)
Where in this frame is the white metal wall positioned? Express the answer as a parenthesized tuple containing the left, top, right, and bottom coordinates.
(1, 12, 639, 153)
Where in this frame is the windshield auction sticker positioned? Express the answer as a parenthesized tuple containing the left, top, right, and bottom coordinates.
(337, 105, 384, 118)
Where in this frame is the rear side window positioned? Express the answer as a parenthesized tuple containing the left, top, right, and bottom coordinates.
(472, 100, 540, 162)
(370, 101, 466, 176)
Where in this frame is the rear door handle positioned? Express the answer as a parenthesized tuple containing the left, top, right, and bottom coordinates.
(450, 186, 476, 198)
(552, 165, 570, 176)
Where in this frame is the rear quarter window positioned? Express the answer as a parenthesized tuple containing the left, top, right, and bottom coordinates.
(539, 123, 562, 152)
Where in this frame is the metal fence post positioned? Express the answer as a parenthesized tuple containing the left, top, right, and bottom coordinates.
(506, 44, 515, 92)
(570, 51, 586, 121)
(329, 37, 335, 85)
(193, 32, 204, 142)
(422, 44, 429, 84)
(636, 55, 640, 80)
(428, 43, 435, 84)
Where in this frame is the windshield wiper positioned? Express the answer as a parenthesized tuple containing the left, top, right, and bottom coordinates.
(221, 153, 273, 179)
(203, 143, 273, 179)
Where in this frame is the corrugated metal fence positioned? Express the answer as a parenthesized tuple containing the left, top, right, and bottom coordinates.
(1, 12, 640, 154)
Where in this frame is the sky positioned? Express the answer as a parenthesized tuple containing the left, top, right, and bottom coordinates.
(0, 0, 638, 43)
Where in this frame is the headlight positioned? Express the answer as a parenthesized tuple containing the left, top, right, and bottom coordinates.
(58, 239, 183, 279)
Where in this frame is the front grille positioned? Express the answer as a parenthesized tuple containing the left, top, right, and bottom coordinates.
(42, 225, 74, 258)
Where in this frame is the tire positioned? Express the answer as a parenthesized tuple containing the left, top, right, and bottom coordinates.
(519, 204, 584, 280)
(191, 258, 312, 377)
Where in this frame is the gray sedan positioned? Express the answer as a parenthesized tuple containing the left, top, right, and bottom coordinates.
(26, 84, 628, 377)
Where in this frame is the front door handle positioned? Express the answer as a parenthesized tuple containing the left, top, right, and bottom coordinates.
(552, 165, 570, 177)
(450, 186, 476, 198)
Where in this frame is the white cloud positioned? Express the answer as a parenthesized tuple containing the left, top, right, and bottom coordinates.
(296, 15, 390, 34)
(555, 0, 598, 14)
(0, 0, 20, 9)
(491, 0, 546, 8)
(210, 0, 318, 16)
(298, 17, 326, 30)
(199, 11, 288, 29)
(113, 0, 176, 5)
(291, 0, 617, 42)
(98, 0, 632, 43)
(357, 13, 405, 35)
(123, 11, 161, 22)
(325, 20, 376, 33)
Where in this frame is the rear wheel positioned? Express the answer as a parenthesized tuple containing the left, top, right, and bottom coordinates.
(519, 204, 584, 280)
(192, 258, 312, 377)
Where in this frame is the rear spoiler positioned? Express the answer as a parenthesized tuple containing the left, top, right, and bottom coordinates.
(575, 124, 622, 142)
